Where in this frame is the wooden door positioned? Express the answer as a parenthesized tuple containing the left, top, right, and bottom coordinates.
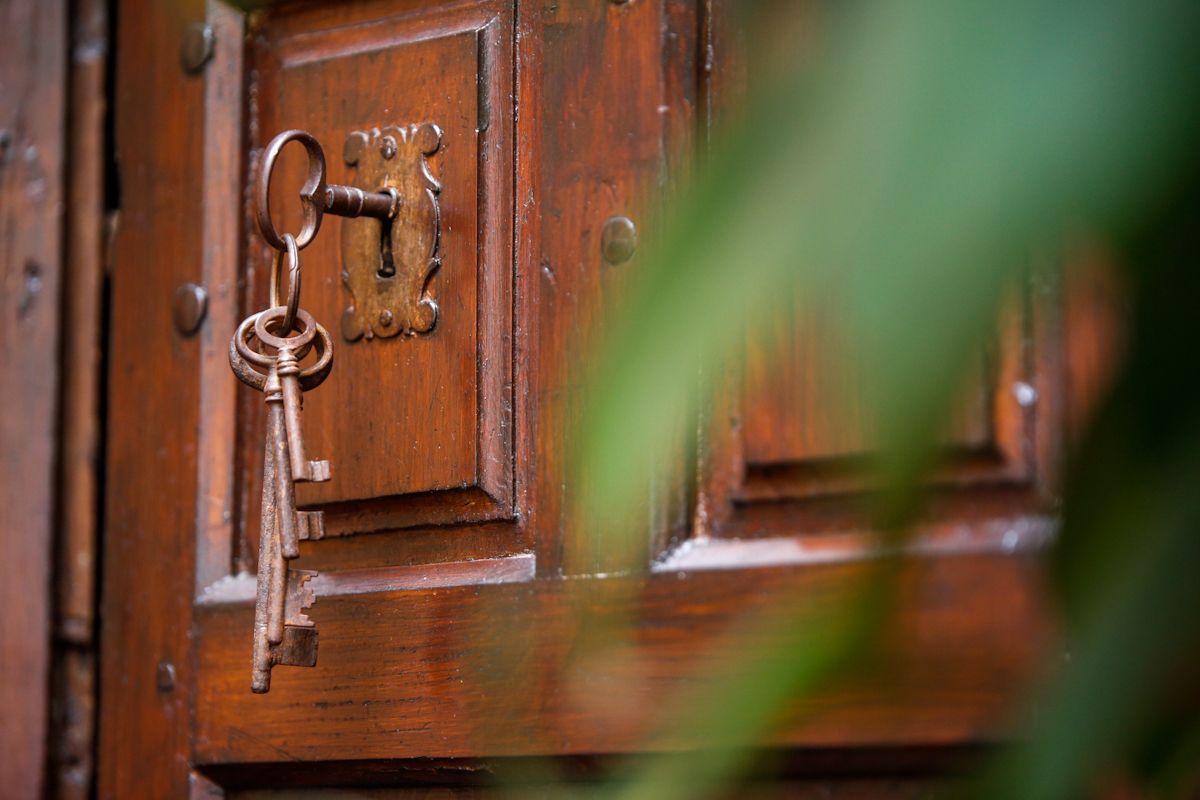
(100, 0, 1059, 796)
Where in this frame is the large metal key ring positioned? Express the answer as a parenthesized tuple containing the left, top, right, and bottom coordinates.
(255, 129, 328, 252)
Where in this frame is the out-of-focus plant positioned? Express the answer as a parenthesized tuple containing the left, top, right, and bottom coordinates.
(569, 0, 1200, 797)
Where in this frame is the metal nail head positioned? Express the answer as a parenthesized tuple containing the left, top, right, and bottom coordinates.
(173, 282, 208, 336)
(156, 661, 176, 693)
(181, 23, 215, 74)
(601, 216, 637, 265)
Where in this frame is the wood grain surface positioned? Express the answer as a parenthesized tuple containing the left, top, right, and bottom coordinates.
(99, 0, 206, 796)
(193, 552, 1052, 764)
(0, 1, 67, 797)
(95, 0, 1081, 796)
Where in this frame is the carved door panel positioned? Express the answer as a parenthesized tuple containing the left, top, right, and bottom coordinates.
(100, 0, 1059, 797)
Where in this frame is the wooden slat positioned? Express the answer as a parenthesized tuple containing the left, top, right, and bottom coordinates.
(195, 551, 1052, 764)
(195, 0, 246, 591)
(528, 0, 677, 575)
(98, 0, 206, 796)
(231, 778, 944, 798)
(53, 0, 109, 795)
(0, 0, 67, 797)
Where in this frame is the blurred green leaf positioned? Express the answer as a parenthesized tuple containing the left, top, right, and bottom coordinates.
(974, 175, 1200, 800)
(577, 0, 1200, 531)
(571, 0, 1200, 796)
(609, 564, 895, 800)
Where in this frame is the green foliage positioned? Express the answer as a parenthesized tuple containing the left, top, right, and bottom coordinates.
(572, 0, 1200, 796)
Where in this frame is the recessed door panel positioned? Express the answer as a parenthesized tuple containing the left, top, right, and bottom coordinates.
(247, 0, 514, 539)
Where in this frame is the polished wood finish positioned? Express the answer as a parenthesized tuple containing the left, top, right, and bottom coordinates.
(699, 3, 1060, 546)
(196, 0, 248, 588)
(722, 286, 1058, 529)
(532, 0, 694, 576)
(194, 553, 1049, 764)
(0, 1, 67, 797)
(99, 0, 1073, 796)
(99, 0, 206, 796)
(247, 0, 516, 539)
(230, 781, 946, 799)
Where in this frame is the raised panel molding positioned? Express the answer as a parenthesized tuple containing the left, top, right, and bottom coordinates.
(245, 1, 515, 540)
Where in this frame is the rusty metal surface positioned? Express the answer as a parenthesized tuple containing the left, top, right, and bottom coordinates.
(232, 314, 331, 693)
(255, 125, 442, 344)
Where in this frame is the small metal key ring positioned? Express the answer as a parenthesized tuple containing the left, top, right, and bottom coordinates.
(269, 233, 302, 333)
(236, 309, 312, 369)
(235, 308, 316, 368)
(254, 305, 318, 353)
(230, 314, 334, 392)
(255, 129, 327, 252)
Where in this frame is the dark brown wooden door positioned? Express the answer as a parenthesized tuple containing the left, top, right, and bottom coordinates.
(100, 1, 1059, 796)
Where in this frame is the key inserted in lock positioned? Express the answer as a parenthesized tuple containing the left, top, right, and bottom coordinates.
(254, 125, 445, 344)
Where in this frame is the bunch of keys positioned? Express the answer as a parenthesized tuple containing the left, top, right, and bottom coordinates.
(229, 231, 333, 693)
(230, 129, 402, 692)
(229, 132, 338, 694)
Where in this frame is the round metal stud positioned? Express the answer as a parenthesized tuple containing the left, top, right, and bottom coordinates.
(156, 661, 176, 693)
(600, 215, 638, 265)
(181, 23, 215, 74)
(172, 282, 207, 336)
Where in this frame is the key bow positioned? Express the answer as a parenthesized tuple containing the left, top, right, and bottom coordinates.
(229, 306, 334, 393)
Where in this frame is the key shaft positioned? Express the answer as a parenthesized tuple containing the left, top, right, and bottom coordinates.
(276, 346, 330, 483)
(265, 365, 300, 561)
(251, 424, 280, 693)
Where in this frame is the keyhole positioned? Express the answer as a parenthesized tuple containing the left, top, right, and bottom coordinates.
(378, 215, 395, 278)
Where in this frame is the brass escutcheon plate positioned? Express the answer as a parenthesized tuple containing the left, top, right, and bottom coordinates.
(340, 123, 443, 341)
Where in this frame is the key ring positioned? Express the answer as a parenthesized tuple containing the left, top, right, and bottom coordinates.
(235, 306, 317, 367)
(255, 305, 317, 354)
(255, 129, 327, 252)
(269, 233, 302, 333)
(230, 308, 333, 392)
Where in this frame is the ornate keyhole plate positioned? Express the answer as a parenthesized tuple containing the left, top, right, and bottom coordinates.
(340, 123, 442, 341)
